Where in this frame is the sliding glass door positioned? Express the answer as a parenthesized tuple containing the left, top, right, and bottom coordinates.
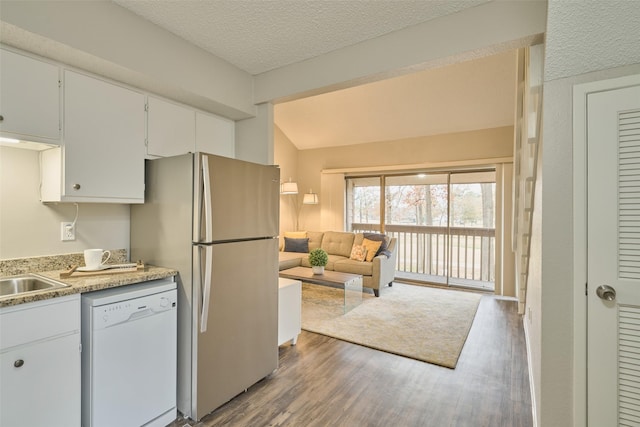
(346, 170, 495, 290)
(384, 173, 450, 281)
(448, 171, 495, 289)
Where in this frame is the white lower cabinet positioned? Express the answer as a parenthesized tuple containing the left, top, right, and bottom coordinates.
(0, 295, 81, 427)
(1, 334, 81, 427)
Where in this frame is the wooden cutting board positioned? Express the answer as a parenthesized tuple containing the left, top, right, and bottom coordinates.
(60, 261, 145, 279)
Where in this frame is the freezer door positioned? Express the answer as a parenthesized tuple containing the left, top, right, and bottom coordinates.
(194, 238, 278, 420)
(195, 153, 280, 243)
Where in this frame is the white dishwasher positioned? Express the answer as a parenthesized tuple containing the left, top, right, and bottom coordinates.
(81, 278, 177, 427)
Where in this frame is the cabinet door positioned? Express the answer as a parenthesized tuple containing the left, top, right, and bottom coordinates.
(196, 111, 235, 158)
(0, 48, 60, 142)
(0, 334, 81, 427)
(64, 70, 145, 202)
(147, 96, 195, 157)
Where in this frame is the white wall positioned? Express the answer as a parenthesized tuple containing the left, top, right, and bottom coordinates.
(0, 147, 130, 259)
(236, 103, 274, 164)
(532, 1, 640, 426)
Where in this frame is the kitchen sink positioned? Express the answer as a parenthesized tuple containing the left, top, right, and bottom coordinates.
(0, 274, 69, 297)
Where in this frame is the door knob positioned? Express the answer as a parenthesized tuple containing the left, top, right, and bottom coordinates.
(596, 285, 616, 301)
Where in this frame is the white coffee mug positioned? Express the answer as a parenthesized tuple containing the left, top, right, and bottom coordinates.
(84, 249, 111, 270)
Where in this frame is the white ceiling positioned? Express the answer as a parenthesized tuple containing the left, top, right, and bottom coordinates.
(112, 0, 489, 75)
(112, 0, 515, 150)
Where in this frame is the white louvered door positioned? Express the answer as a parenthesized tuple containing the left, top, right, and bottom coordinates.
(588, 84, 640, 427)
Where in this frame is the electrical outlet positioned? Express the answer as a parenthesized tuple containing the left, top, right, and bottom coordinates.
(61, 222, 75, 241)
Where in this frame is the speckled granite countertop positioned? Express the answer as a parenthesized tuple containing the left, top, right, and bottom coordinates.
(0, 265, 178, 308)
(0, 250, 178, 308)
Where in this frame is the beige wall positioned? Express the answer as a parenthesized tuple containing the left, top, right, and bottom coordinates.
(275, 125, 514, 233)
(274, 125, 299, 234)
(0, 147, 130, 259)
(300, 126, 513, 231)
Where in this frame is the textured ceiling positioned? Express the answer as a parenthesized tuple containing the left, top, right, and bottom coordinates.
(111, 0, 514, 150)
(112, 0, 488, 75)
(544, 0, 640, 81)
(275, 50, 517, 149)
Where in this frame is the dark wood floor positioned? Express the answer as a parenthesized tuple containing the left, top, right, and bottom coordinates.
(171, 292, 532, 427)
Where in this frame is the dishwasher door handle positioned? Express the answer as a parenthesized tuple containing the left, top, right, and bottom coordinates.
(128, 308, 154, 321)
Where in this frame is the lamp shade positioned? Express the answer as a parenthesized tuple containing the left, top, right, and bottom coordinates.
(303, 191, 319, 205)
(281, 179, 298, 195)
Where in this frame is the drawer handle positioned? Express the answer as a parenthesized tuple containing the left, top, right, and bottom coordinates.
(0, 115, 4, 122)
(73, 184, 81, 190)
(14, 359, 24, 368)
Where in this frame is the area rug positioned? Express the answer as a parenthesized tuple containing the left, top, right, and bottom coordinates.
(301, 282, 482, 368)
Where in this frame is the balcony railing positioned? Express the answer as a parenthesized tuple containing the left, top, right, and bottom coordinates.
(351, 223, 495, 289)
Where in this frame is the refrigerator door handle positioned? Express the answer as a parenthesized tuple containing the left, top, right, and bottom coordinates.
(200, 245, 213, 333)
(201, 155, 213, 243)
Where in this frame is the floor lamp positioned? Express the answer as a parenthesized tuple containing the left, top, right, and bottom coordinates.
(281, 179, 319, 230)
(297, 189, 319, 231)
(281, 178, 299, 230)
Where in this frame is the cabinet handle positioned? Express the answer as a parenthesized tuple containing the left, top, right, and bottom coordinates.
(0, 114, 4, 122)
(73, 184, 81, 190)
(14, 359, 24, 368)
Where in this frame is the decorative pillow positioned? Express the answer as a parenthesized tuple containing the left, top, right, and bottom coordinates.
(362, 238, 383, 262)
(349, 244, 368, 262)
(363, 232, 391, 257)
(284, 231, 307, 238)
(283, 237, 309, 253)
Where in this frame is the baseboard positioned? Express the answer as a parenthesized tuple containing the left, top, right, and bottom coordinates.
(523, 316, 539, 427)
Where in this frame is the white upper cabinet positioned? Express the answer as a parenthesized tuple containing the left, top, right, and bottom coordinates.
(146, 96, 195, 157)
(40, 70, 145, 203)
(146, 97, 234, 159)
(0, 48, 61, 143)
(196, 111, 235, 158)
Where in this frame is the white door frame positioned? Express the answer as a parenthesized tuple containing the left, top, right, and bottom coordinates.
(573, 73, 640, 427)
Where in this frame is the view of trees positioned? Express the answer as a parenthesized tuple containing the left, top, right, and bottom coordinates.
(348, 176, 495, 228)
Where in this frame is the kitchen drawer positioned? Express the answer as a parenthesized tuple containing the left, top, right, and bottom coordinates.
(0, 294, 80, 350)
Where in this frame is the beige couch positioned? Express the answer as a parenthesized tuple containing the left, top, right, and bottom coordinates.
(278, 231, 397, 297)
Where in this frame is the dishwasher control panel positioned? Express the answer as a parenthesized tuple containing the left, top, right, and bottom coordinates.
(82, 278, 177, 330)
(93, 292, 177, 329)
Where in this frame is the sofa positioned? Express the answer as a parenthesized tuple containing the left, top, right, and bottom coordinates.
(278, 231, 397, 297)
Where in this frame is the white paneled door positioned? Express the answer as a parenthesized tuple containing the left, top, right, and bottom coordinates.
(588, 82, 640, 427)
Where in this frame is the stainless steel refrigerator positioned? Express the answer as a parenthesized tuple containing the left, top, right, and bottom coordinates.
(130, 153, 280, 421)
